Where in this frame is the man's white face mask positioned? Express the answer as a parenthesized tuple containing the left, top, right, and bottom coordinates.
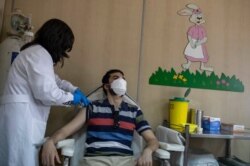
(110, 78, 127, 96)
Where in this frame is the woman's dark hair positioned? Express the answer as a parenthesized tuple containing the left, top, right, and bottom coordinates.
(21, 18, 74, 67)
(102, 69, 124, 95)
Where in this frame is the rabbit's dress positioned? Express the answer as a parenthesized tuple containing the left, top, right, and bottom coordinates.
(184, 24, 209, 62)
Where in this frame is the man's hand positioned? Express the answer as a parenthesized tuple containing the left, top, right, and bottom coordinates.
(136, 148, 153, 166)
(41, 139, 61, 166)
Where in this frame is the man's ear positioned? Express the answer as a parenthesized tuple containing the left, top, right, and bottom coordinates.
(104, 84, 110, 90)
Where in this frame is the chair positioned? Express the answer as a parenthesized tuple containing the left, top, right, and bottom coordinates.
(53, 86, 171, 166)
(156, 125, 185, 166)
(156, 125, 220, 166)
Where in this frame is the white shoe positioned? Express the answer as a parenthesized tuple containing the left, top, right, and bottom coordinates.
(182, 63, 191, 70)
(200, 65, 213, 72)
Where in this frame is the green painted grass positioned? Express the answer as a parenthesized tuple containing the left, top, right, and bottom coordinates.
(149, 67, 244, 92)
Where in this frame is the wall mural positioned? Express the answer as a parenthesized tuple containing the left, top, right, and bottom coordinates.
(149, 4, 244, 92)
(149, 67, 244, 92)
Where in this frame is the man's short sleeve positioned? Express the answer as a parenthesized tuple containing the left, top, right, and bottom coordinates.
(86, 104, 93, 121)
(135, 109, 151, 134)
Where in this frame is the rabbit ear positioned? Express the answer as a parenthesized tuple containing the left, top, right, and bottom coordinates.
(177, 8, 192, 16)
(186, 3, 199, 10)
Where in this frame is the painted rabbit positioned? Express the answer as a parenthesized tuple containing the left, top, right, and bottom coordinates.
(178, 4, 213, 72)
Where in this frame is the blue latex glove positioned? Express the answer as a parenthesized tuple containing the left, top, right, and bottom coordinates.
(74, 89, 90, 106)
(72, 92, 81, 105)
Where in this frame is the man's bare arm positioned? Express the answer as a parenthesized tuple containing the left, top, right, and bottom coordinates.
(136, 129, 159, 166)
(42, 108, 87, 166)
(141, 129, 159, 153)
(48, 108, 87, 144)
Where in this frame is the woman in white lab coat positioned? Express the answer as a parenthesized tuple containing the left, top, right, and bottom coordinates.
(0, 18, 90, 166)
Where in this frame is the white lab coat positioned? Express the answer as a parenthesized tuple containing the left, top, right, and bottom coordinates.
(0, 36, 25, 96)
(0, 45, 77, 166)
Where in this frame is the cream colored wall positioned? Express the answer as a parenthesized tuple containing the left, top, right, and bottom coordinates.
(139, 0, 250, 160)
(0, 0, 5, 34)
(2, 0, 250, 162)
(2, 0, 144, 132)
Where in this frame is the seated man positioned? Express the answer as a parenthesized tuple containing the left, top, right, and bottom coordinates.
(41, 69, 159, 166)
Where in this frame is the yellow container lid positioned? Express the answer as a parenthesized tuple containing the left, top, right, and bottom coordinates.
(170, 97, 189, 102)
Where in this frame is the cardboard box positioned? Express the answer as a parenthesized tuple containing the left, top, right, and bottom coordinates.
(202, 116, 221, 131)
(221, 123, 245, 132)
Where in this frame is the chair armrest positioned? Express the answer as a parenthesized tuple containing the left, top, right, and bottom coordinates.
(56, 139, 75, 157)
(56, 139, 75, 149)
(153, 149, 170, 160)
(159, 142, 185, 152)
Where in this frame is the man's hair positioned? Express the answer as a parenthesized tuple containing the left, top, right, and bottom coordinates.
(21, 18, 74, 67)
(102, 69, 124, 95)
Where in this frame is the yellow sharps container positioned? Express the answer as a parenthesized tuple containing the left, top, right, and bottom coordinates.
(169, 97, 189, 132)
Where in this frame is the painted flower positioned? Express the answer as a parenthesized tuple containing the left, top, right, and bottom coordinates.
(178, 75, 183, 79)
(221, 80, 226, 84)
